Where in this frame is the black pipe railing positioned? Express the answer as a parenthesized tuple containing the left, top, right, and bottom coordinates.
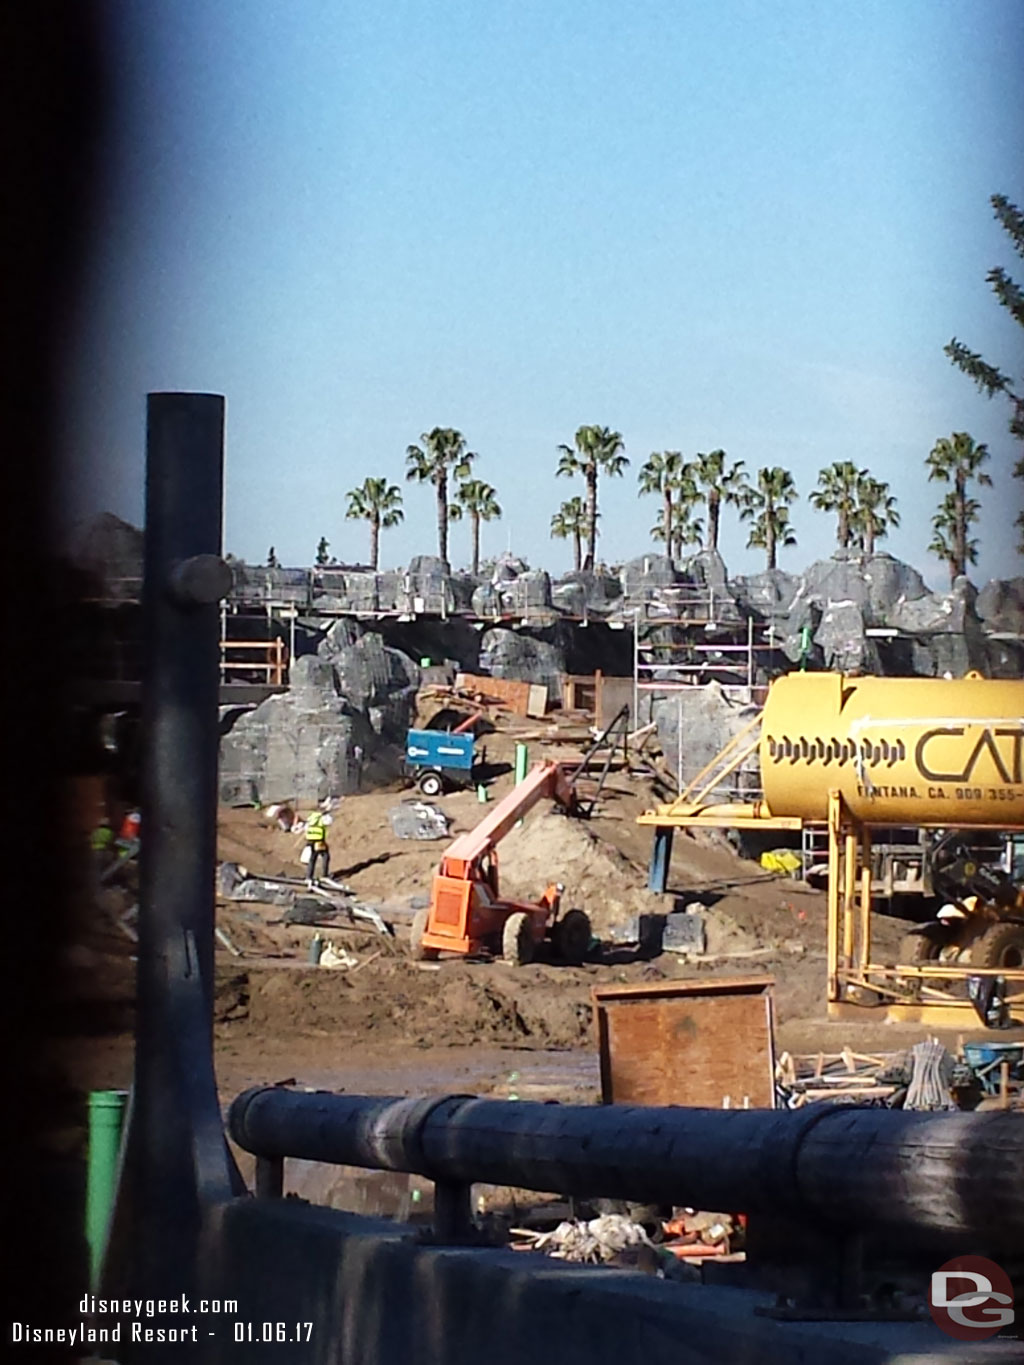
(229, 1088, 1024, 1250)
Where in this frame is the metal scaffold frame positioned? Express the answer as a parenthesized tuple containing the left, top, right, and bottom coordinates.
(630, 604, 781, 798)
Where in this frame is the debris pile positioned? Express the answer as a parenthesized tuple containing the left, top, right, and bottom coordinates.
(510, 1209, 741, 1273)
(512, 1214, 654, 1264)
(388, 801, 451, 841)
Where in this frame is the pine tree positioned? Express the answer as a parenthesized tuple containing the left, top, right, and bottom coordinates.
(945, 194, 1024, 550)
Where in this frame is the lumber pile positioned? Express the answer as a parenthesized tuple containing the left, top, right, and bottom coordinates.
(775, 1048, 902, 1108)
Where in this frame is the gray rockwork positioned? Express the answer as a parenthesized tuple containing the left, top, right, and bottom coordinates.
(219, 644, 415, 805)
(651, 681, 761, 795)
(478, 628, 566, 704)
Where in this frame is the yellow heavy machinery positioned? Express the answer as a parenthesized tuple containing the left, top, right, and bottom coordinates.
(639, 671, 1024, 1026)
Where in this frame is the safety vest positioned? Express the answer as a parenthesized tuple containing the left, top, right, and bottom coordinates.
(305, 813, 327, 845)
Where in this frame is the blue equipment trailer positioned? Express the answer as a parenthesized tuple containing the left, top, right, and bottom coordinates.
(405, 728, 477, 796)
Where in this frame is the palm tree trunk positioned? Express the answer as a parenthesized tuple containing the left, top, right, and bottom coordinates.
(584, 467, 598, 570)
(838, 509, 849, 549)
(865, 525, 875, 557)
(573, 530, 581, 573)
(370, 516, 380, 571)
(663, 490, 673, 559)
(954, 473, 966, 578)
(436, 475, 449, 569)
(471, 514, 481, 577)
(707, 492, 720, 552)
(766, 523, 776, 571)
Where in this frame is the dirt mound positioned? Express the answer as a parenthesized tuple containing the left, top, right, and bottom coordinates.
(497, 809, 655, 934)
(243, 958, 595, 1051)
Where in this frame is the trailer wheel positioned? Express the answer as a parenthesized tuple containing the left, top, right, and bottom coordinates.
(972, 921, 1024, 970)
(502, 912, 534, 967)
(409, 906, 438, 961)
(898, 922, 955, 964)
(552, 909, 591, 965)
(417, 771, 444, 798)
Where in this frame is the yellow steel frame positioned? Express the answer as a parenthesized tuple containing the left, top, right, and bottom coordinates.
(639, 786, 1024, 1025)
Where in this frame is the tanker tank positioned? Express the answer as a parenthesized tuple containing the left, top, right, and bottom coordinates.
(759, 672, 1024, 828)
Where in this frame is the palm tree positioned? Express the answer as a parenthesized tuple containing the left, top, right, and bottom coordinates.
(925, 432, 992, 580)
(405, 428, 475, 569)
(853, 475, 900, 556)
(266, 546, 279, 568)
(740, 467, 799, 570)
(450, 479, 501, 576)
(652, 505, 705, 559)
(345, 476, 404, 570)
(929, 491, 982, 585)
(809, 461, 864, 550)
(692, 449, 750, 553)
(638, 451, 696, 556)
(315, 536, 330, 566)
(550, 496, 589, 572)
(556, 425, 628, 569)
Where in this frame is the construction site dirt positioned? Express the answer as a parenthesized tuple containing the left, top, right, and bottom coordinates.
(62, 740, 1023, 1124)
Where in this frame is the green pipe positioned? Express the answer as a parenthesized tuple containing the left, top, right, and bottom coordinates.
(514, 742, 529, 826)
(514, 742, 529, 784)
(86, 1089, 127, 1288)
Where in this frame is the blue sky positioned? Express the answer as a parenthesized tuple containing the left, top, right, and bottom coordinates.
(64, 0, 1024, 587)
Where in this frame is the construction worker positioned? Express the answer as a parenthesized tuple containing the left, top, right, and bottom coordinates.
(90, 818, 116, 887)
(304, 808, 331, 887)
(90, 818, 114, 857)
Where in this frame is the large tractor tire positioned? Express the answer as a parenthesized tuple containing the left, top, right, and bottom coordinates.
(502, 911, 534, 967)
(898, 921, 957, 964)
(971, 921, 1024, 970)
(552, 908, 592, 966)
(409, 906, 439, 961)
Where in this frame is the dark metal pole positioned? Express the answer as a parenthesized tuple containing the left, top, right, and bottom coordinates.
(105, 395, 238, 1316)
(229, 1088, 1024, 1250)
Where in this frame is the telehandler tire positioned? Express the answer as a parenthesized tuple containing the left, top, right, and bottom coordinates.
(410, 906, 439, 961)
(502, 912, 534, 967)
(552, 908, 591, 965)
(972, 921, 1024, 970)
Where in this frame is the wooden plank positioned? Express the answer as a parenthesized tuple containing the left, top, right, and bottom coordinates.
(592, 977, 776, 1110)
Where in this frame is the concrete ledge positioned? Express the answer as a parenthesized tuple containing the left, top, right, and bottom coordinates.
(193, 1199, 1019, 1364)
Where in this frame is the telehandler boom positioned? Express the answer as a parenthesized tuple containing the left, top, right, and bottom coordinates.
(410, 761, 592, 965)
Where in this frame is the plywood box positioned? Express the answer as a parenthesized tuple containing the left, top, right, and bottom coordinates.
(455, 672, 548, 718)
(591, 976, 776, 1109)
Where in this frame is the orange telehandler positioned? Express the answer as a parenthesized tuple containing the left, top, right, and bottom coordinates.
(409, 760, 592, 966)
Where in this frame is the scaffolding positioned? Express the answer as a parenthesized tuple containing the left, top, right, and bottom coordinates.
(629, 601, 782, 798)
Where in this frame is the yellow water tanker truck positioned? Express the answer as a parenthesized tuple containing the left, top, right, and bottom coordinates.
(759, 672, 1024, 969)
(759, 672, 1024, 829)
